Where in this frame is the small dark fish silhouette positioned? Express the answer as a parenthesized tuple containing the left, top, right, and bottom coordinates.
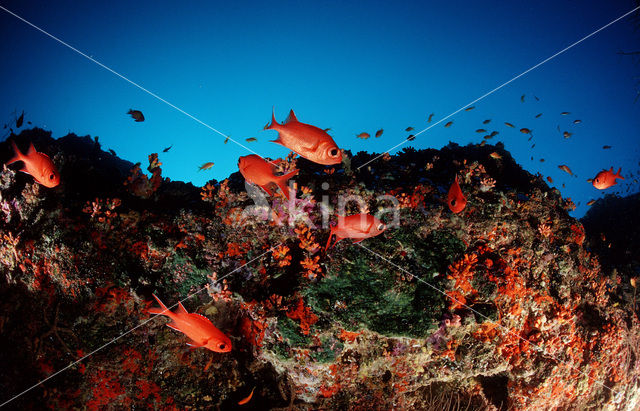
(356, 132, 370, 139)
(504, 122, 515, 128)
(465, 106, 475, 111)
(224, 136, 230, 144)
(520, 128, 532, 135)
(163, 145, 173, 152)
(444, 121, 453, 128)
(560, 111, 570, 115)
(483, 119, 491, 124)
(490, 131, 499, 137)
(407, 134, 416, 141)
(520, 94, 525, 103)
(27, 121, 32, 125)
(534, 96, 540, 101)
(246, 137, 258, 142)
(375, 129, 384, 138)
(476, 129, 487, 133)
(127, 109, 145, 122)
(602, 145, 612, 149)
(535, 113, 542, 118)
(427, 113, 434, 123)
(324, 128, 331, 132)
(563, 131, 572, 139)
(405, 127, 414, 132)
(16, 111, 24, 128)
(573, 119, 582, 124)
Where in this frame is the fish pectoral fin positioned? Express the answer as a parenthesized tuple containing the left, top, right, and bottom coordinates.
(270, 138, 286, 147)
(186, 340, 205, 348)
(349, 225, 371, 235)
(365, 220, 375, 233)
(299, 140, 320, 152)
(352, 238, 365, 244)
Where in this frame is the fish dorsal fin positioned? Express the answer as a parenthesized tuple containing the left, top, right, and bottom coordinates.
(27, 143, 36, 156)
(177, 301, 188, 314)
(284, 109, 298, 124)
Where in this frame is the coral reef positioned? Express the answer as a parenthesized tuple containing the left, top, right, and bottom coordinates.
(0, 129, 639, 410)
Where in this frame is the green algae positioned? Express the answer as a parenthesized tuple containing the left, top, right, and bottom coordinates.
(310, 335, 344, 363)
(164, 253, 210, 297)
(305, 230, 465, 338)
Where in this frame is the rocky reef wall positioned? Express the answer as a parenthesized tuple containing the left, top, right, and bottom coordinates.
(0, 128, 638, 410)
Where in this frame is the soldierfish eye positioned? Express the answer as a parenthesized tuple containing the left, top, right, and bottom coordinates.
(49, 174, 55, 180)
(329, 148, 339, 157)
(219, 343, 226, 350)
(377, 223, 385, 231)
(450, 199, 456, 206)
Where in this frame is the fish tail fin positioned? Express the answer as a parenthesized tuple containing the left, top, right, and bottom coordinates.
(275, 169, 299, 200)
(264, 107, 279, 130)
(148, 294, 172, 316)
(6, 140, 23, 165)
(616, 167, 624, 179)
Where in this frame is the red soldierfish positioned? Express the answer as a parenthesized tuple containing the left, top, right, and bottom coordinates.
(592, 167, 624, 190)
(325, 214, 386, 251)
(264, 109, 342, 165)
(148, 294, 232, 353)
(447, 175, 467, 214)
(238, 155, 299, 200)
(6, 140, 60, 187)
